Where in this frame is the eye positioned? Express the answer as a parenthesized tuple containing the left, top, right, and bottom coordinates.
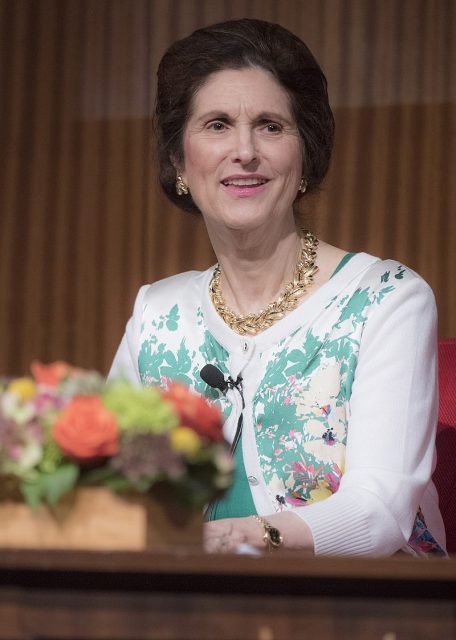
(264, 122, 282, 133)
(206, 121, 227, 132)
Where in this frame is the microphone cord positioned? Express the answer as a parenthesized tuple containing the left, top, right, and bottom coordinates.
(229, 378, 245, 456)
(200, 364, 245, 520)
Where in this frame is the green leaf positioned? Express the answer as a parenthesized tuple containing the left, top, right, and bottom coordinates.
(376, 286, 395, 304)
(336, 287, 371, 326)
(395, 266, 406, 279)
(287, 349, 304, 363)
(284, 363, 304, 376)
(176, 339, 192, 372)
(105, 475, 153, 493)
(166, 304, 180, 331)
(21, 464, 80, 508)
(81, 465, 117, 485)
(43, 463, 79, 505)
(45, 462, 79, 504)
(21, 480, 44, 509)
(164, 351, 177, 368)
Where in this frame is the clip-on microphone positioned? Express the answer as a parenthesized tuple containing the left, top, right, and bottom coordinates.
(200, 363, 244, 454)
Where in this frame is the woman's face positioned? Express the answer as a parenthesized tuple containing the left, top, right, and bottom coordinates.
(180, 67, 303, 233)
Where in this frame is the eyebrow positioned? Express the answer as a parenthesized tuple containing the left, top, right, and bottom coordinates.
(193, 110, 295, 126)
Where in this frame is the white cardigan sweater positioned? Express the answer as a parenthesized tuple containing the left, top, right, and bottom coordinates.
(109, 253, 446, 556)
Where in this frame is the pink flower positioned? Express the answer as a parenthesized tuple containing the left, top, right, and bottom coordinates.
(10, 445, 22, 460)
(324, 463, 343, 492)
(286, 495, 307, 506)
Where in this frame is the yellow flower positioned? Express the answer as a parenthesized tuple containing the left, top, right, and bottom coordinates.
(170, 426, 202, 457)
(309, 480, 333, 503)
(8, 378, 37, 401)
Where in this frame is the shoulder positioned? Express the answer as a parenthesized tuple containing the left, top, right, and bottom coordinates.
(351, 257, 437, 339)
(127, 268, 213, 324)
(358, 257, 435, 303)
(329, 254, 437, 335)
(134, 268, 212, 306)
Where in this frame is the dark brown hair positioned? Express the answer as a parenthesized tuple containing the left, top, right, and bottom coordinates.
(155, 18, 335, 214)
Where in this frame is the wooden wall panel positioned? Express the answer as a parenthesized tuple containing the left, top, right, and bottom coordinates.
(0, 0, 455, 375)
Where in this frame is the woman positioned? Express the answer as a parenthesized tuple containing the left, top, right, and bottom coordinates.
(110, 19, 446, 556)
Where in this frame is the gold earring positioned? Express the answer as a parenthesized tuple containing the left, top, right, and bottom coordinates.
(176, 174, 189, 196)
(299, 178, 307, 194)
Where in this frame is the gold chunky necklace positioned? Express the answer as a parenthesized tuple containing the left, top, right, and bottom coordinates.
(209, 230, 319, 335)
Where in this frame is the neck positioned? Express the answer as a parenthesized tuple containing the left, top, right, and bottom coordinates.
(207, 220, 302, 316)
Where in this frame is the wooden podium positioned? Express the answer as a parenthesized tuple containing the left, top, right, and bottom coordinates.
(0, 549, 455, 640)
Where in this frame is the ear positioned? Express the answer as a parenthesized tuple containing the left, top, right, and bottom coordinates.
(171, 154, 186, 180)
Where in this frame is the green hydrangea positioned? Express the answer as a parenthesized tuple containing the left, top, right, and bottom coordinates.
(39, 437, 64, 473)
(102, 382, 178, 433)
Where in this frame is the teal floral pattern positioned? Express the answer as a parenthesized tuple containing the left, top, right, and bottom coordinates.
(135, 264, 446, 556)
(138, 303, 232, 419)
(138, 271, 393, 512)
(253, 292, 371, 511)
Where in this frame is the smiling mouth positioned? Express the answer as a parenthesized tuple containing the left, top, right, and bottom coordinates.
(221, 178, 268, 187)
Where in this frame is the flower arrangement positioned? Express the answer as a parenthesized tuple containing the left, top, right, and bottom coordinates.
(0, 362, 233, 511)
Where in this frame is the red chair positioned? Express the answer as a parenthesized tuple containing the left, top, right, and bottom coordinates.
(432, 338, 456, 553)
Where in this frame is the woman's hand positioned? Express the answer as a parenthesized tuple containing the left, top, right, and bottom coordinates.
(204, 517, 260, 553)
(204, 511, 315, 553)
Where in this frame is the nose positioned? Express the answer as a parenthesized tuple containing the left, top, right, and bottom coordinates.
(231, 127, 257, 165)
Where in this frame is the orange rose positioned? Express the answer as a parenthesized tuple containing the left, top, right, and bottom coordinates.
(53, 396, 119, 461)
(163, 383, 224, 442)
(31, 361, 83, 387)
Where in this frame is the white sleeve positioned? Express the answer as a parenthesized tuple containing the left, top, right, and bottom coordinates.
(293, 273, 438, 556)
(107, 285, 149, 386)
